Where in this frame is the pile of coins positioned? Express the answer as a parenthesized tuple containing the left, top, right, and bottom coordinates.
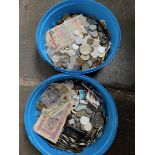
(46, 13, 111, 70)
(36, 80, 107, 153)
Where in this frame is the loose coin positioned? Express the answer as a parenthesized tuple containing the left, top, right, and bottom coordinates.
(69, 118, 75, 125)
(89, 25, 97, 31)
(65, 80, 74, 89)
(79, 142, 86, 146)
(80, 116, 90, 126)
(82, 63, 90, 70)
(80, 54, 90, 61)
(86, 17, 94, 24)
(91, 31, 98, 38)
(52, 55, 60, 62)
(83, 122, 92, 131)
(83, 20, 90, 28)
(87, 38, 94, 45)
(87, 60, 93, 67)
(74, 104, 87, 112)
(76, 57, 84, 66)
(80, 100, 88, 105)
(80, 44, 92, 55)
(76, 110, 85, 117)
(67, 49, 76, 56)
(90, 50, 100, 59)
(74, 36, 82, 45)
(93, 39, 100, 47)
(91, 112, 104, 128)
(72, 43, 79, 50)
(99, 52, 106, 58)
(98, 46, 106, 53)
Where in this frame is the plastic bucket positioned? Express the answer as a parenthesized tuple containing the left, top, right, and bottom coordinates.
(36, 0, 121, 74)
(24, 74, 118, 155)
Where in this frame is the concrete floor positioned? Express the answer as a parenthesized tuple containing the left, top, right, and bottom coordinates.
(19, 0, 135, 154)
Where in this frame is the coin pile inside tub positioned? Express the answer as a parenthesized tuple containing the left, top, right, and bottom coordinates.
(45, 13, 111, 70)
(33, 80, 107, 153)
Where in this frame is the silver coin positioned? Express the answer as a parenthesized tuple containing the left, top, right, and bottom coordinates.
(69, 118, 75, 125)
(83, 20, 90, 28)
(80, 99, 88, 105)
(93, 39, 100, 47)
(80, 44, 92, 55)
(65, 80, 74, 89)
(67, 49, 76, 56)
(99, 52, 106, 58)
(67, 62, 74, 69)
(74, 36, 82, 45)
(62, 62, 67, 67)
(89, 25, 97, 31)
(72, 43, 79, 50)
(87, 59, 93, 67)
(90, 50, 100, 59)
(80, 116, 90, 126)
(83, 122, 92, 131)
(86, 17, 94, 24)
(98, 32, 105, 38)
(70, 56, 78, 65)
(79, 142, 86, 146)
(52, 55, 60, 62)
(80, 54, 90, 61)
(82, 63, 90, 70)
(81, 35, 91, 44)
(98, 46, 106, 53)
(69, 137, 76, 143)
(91, 31, 98, 38)
(86, 108, 93, 114)
(75, 49, 81, 56)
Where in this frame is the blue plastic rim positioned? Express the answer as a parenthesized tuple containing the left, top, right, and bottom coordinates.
(36, 0, 121, 74)
(24, 74, 118, 155)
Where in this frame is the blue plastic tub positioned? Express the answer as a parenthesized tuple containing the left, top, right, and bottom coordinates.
(36, 0, 121, 74)
(24, 74, 118, 155)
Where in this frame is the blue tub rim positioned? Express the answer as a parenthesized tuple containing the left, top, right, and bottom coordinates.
(36, 0, 121, 75)
(24, 73, 118, 155)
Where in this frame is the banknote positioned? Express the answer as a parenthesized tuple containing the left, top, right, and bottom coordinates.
(49, 23, 74, 48)
(33, 101, 73, 143)
(47, 15, 85, 49)
(40, 83, 76, 112)
(45, 31, 58, 48)
(64, 14, 85, 36)
(40, 85, 62, 108)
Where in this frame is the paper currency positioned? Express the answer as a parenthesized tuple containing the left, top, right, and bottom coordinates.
(33, 101, 73, 143)
(40, 85, 62, 108)
(47, 15, 85, 48)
